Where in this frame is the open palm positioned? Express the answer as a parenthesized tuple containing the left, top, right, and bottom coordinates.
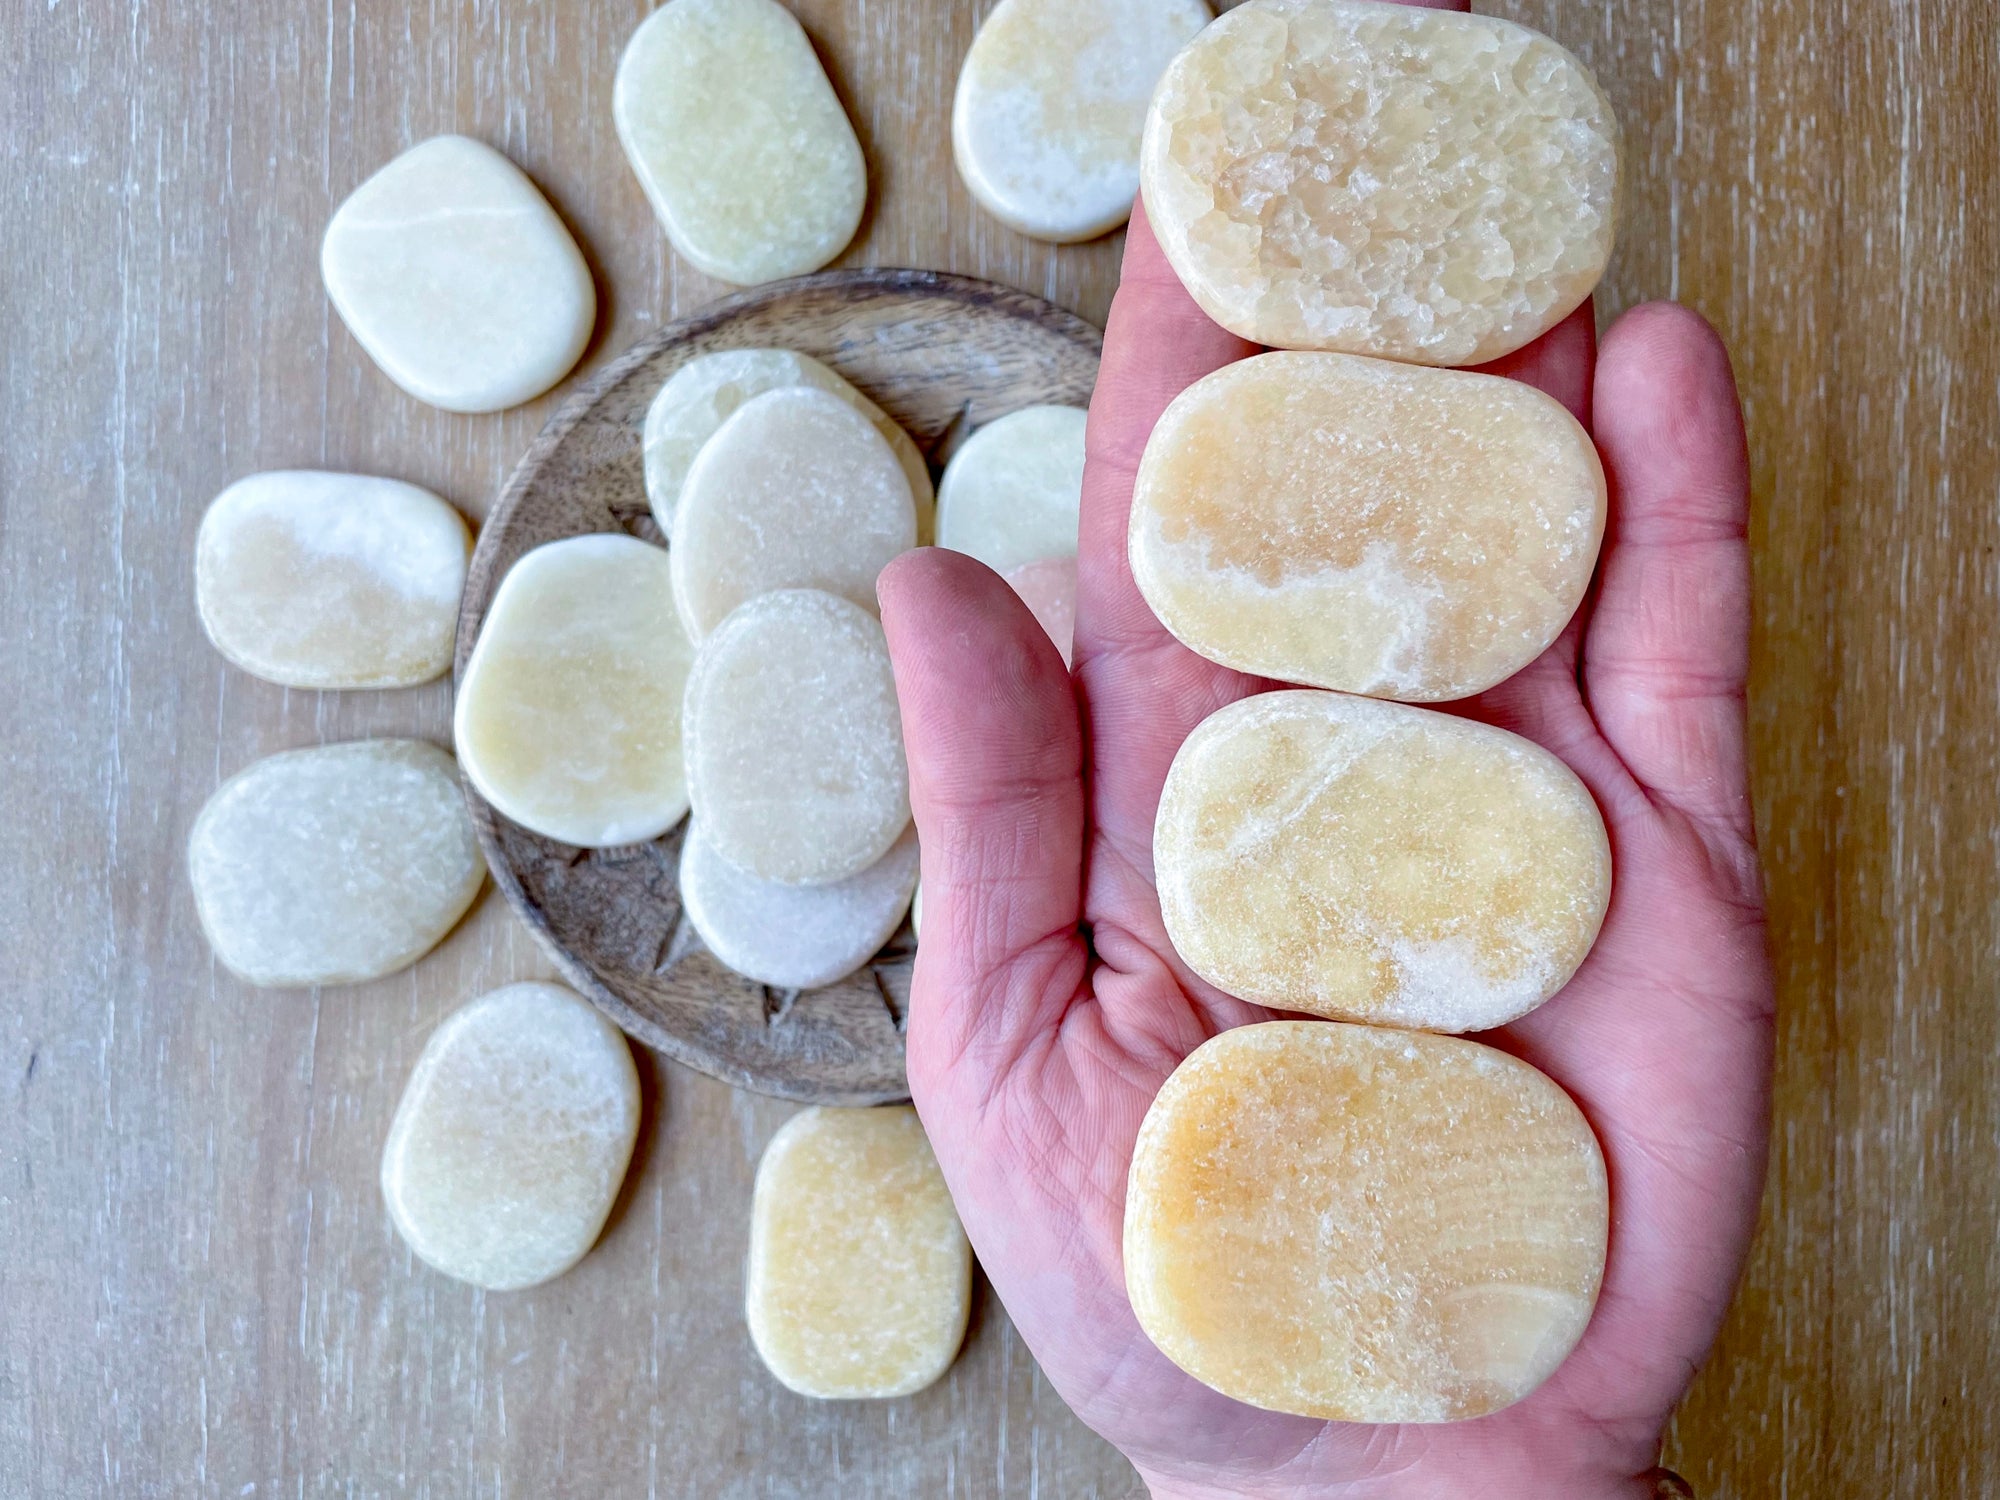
(879, 194, 1771, 1500)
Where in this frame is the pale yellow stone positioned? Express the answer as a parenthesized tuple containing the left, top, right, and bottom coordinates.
(671, 386, 917, 639)
(1130, 351, 1605, 701)
(681, 822, 918, 990)
(195, 470, 471, 690)
(1154, 692, 1609, 1033)
(643, 348, 933, 543)
(455, 535, 695, 848)
(934, 405, 1088, 574)
(1126, 1021, 1607, 1423)
(188, 740, 485, 988)
(952, 0, 1211, 243)
(614, 0, 866, 285)
(747, 1106, 971, 1399)
(683, 589, 909, 886)
(322, 135, 595, 412)
(1141, 0, 1620, 365)
(381, 982, 641, 1291)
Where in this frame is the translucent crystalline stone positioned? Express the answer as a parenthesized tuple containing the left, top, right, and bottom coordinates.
(1154, 692, 1609, 1033)
(455, 535, 696, 848)
(614, 0, 867, 285)
(1125, 1021, 1608, 1423)
(747, 1106, 971, 1399)
(680, 821, 918, 990)
(321, 136, 596, 412)
(1004, 556, 1078, 666)
(188, 740, 486, 988)
(381, 982, 641, 1291)
(934, 404, 1088, 574)
(952, 0, 1212, 243)
(643, 348, 934, 542)
(1129, 351, 1605, 701)
(682, 589, 910, 886)
(195, 470, 470, 690)
(1141, 0, 1621, 365)
(670, 386, 917, 639)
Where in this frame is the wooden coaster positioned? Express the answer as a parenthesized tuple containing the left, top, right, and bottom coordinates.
(456, 269, 1102, 1105)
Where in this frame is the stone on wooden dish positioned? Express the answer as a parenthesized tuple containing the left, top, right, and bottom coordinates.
(1130, 351, 1605, 701)
(1154, 692, 1609, 1033)
(188, 740, 485, 988)
(1004, 556, 1077, 667)
(934, 404, 1088, 574)
(643, 347, 933, 543)
(322, 135, 595, 412)
(953, 0, 1211, 243)
(195, 470, 471, 690)
(681, 821, 918, 990)
(1142, 0, 1620, 365)
(670, 386, 917, 640)
(455, 534, 695, 849)
(683, 589, 909, 886)
(614, 0, 867, 285)
(381, 981, 641, 1292)
(1125, 1021, 1608, 1423)
(747, 1106, 971, 1399)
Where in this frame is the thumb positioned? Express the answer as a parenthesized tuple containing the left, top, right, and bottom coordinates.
(877, 548, 1089, 1103)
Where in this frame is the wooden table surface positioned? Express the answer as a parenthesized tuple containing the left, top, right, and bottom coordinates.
(3, 1, 1994, 1496)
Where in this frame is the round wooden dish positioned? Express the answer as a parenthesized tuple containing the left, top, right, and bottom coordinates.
(456, 269, 1102, 1106)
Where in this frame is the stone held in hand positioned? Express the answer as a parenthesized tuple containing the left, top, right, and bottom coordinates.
(614, 0, 867, 285)
(1154, 691, 1610, 1034)
(454, 534, 696, 849)
(321, 135, 596, 412)
(683, 589, 910, 886)
(195, 470, 471, 690)
(747, 1105, 971, 1399)
(1142, 0, 1620, 365)
(188, 740, 486, 988)
(679, 821, 918, 991)
(935, 404, 1088, 574)
(1130, 351, 1605, 702)
(952, 0, 1211, 243)
(643, 347, 934, 543)
(1125, 1021, 1608, 1423)
(670, 385, 918, 640)
(381, 981, 641, 1291)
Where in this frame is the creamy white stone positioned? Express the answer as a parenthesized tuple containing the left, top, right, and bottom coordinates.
(681, 821, 917, 989)
(382, 981, 641, 1291)
(935, 405, 1088, 574)
(322, 135, 595, 412)
(643, 348, 933, 542)
(188, 740, 485, 988)
(954, 0, 1211, 242)
(195, 470, 470, 690)
(614, 0, 867, 285)
(455, 534, 695, 848)
(670, 386, 916, 639)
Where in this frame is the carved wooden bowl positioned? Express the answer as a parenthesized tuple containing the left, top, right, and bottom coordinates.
(456, 269, 1102, 1105)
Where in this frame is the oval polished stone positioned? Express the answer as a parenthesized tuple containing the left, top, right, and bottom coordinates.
(455, 535, 695, 848)
(952, 0, 1211, 243)
(1142, 0, 1620, 364)
(195, 470, 470, 690)
(188, 740, 485, 988)
(382, 982, 641, 1291)
(322, 135, 595, 412)
(934, 404, 1087, 574)
(1126, 1021, 1608, 1423)
(1155, 692, 1609, 1033)
(614, 0, 866, 285)
(747, 1106, 971, 1399)
(1130, 351, 1605, 701)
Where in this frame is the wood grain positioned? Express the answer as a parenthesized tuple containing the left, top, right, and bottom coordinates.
(461, 270, 1101, 1107)
(1, 1, 1994, 1497)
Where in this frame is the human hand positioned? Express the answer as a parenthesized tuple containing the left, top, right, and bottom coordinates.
(878, 156, 1771, 1500)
